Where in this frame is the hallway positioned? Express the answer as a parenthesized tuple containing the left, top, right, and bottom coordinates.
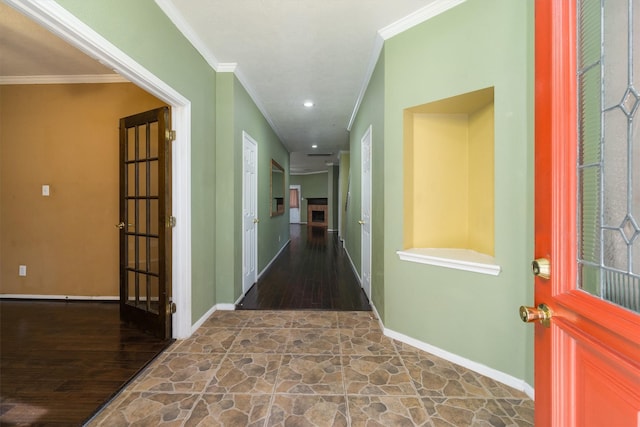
(238, 225, 371, 311)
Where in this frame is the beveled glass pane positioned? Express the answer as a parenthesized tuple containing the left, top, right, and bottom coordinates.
(148, 276, 159, 314)
(149, 160, 159, 197)
(149, 237, 160, 275)
(578, 0, 601, 69)
(127, 127, 136, 161)
(127, 199, 135, 230)
(579, 263, 601, 296)
(127, 235, 136, 268)
(603, 229, 628, 271)
(149, 121, 159, 158)
(138, 124, 148, 160)
(578, 67, 601, 165)
(577, 0, 640, 313)
(127, 271, 137, 305)
(579, 166, 601, 263)
(138, 237, 147, 271)
(127, 164, 136, 197)
(603, 109, 628, 227)
(138, 200, 147, 234)
(603, 0, 629, 109)
(150, 199, 159, 235)
(138, 162, 147, 197)
(138, 274, 148, 311)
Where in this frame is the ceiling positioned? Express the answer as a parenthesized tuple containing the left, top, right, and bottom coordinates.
(1, 0, 446, 173)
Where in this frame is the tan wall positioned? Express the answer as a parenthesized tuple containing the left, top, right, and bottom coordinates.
(0, 83, 165, 297)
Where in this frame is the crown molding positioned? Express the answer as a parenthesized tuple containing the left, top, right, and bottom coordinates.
(154, 0, 222, 71)
(378, 0, 466, 40)
(217, 63, 238, 73)
(347, 0, 466, 131)
(0, 74, 128, 85)
(154, 1, 284, 146)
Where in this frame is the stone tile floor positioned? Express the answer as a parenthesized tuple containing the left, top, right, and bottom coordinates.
(87, 310, 534, 426)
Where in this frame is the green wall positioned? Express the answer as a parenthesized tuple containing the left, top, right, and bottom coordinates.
(348, 49, 386, 318)
(233, 77, 289, 284)
(215, 74, 290, 302)
(55, 0, 218, 323)
(56, 0, 288, 318)
(290, 172, 329, 223)
(350, 0, 534, 384)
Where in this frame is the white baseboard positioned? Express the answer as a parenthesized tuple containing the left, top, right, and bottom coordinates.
(190, 303, 236, 335)
(383, 327, 535, 400)
(343, 247, 362, 284)
(0, 294, 119, 301)
(258, 239, 291, 279)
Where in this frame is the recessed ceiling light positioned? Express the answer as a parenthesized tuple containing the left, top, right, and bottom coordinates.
(303, 101, 314, 107)
(312, 144, 318, 148)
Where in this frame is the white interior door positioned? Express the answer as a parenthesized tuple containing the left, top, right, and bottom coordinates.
(361, 125, 372, 299)
(242, 132, 258, 294)
(289, 185, 301, 223)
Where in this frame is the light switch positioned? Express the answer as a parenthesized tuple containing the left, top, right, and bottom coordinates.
(42, 185, 50, 196)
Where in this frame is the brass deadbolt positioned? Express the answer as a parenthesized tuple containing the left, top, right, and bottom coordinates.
(532, 258, 551, 279)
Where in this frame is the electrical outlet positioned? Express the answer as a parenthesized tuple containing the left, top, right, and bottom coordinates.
(42, 185, 50, 196)
(19, 265, 27, 276)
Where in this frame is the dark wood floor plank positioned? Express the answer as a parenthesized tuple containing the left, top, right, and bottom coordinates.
(0, 300, 170, 426)
(238, 224, 371, 311)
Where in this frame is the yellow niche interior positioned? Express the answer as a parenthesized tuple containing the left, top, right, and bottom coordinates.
(403, 87, 494, 257)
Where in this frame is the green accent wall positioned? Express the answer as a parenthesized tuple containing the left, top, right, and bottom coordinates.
(348, 49, 386, 319)
(290, 172, 329, 223)
(232, 77, 289, 280)
(350, 0, 534, 384)
(55, 0, 218, 323)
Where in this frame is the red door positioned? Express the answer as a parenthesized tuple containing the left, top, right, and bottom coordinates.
(532, 0, 640, 425)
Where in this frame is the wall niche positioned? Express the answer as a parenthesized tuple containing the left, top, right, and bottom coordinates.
(399, 86, 500, 275)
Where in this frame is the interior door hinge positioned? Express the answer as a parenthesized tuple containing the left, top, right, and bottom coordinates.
(167, 130, 176, 141)
(167, 216, 176, 228)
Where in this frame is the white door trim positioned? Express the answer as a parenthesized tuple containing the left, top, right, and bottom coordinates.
(6, 0, 193, 339)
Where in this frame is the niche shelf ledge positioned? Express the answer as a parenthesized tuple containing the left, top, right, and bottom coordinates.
(396, 248, 501, 276)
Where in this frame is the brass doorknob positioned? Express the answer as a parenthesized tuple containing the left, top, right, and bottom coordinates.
(115, 222, 133, 230)
(519, 304, 552, 327)
(358, 220, 365, 225)
(253, 218, 260, 224)
(532, 258, 550, 279)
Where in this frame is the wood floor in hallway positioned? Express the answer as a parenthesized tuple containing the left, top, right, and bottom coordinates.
(0, 300, 171, 426)
(237, 224, 371, 311)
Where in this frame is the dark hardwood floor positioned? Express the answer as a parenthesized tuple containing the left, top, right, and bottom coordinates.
(237, 224, 371, 310)
(0, 300, 171, 426)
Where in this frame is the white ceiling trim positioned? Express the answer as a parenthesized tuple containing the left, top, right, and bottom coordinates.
(154, 0, 221, 71)
(154, 0, 284, 145)
(378, 0, 466, 40)
(154, 0, 240, 74)
(0, 74, 128, 85)
(347, 0, 467, 131)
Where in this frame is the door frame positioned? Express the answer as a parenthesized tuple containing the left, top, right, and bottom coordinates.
(289, 185, 301, 224)
(9, 0, 193, 339)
